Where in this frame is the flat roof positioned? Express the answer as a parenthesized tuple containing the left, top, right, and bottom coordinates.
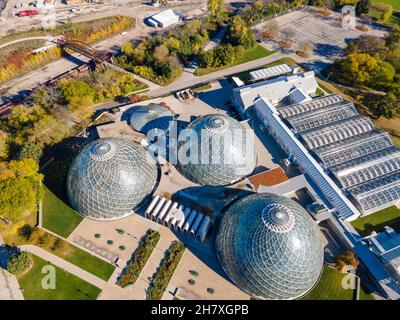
(249, 64, 292, 81)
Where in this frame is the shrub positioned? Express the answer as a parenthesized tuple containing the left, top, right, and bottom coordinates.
(94, 233, 101, 239)
(147, 241, 186, 300)
(117, 229, 160, 288)
(18, 224, 33, 240)
(7, 251, 33, 275)
(119, 245, 126, 251)
(107, 240, 114, 245)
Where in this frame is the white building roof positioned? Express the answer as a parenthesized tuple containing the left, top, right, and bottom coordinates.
(231, 76, 245, 87)
(287, 87, 312, 105)
(232, 71, 318, 111)
(150, 9, 181, 27)
(249, 64, 292, 82)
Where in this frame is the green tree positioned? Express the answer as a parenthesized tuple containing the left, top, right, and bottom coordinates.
(227, 16, 255, 48)
(7, 251, 33, 275)
(29, 115, 70, 148)
(386, 27, 400, 50)
(355, 0, 371, 16)
(207, 0, 225, 19)
(339, 53, 394, 85)
(0, 130, 9, 161)
(333, 0, 357, 6)
(369, 92, 399, 119)
(374, 60, 395, 83)
(59, 79, 96, 107)
(19, 140, 43, 163)
(216, 44, 236, 66)
(0, 159, 42, 224)
(199, 50, 215, 67)
(381, 4, 393, 22)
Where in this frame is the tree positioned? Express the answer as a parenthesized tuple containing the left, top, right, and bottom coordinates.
(374, 60, 395, 83)
(333, 0, 357, 6)
(297, 41, 314, 58)
(19, 140, 43, 163)
(29, 115, 70, 148)
(199, 50, 215, 68)
(7, 251, 33, 275)
(263, 20, 278, 39)
(369, 92, 399, 119)
(216, 44, 236, 66)
(346, 35, 385, 55)
(207, 0, 225, 20)
(386, 27, 400, 50)
(154, 44, 170, 62)
(381, 4, 393, 22)
(355, 0, 371, 16)
(338, 53, 394, 85)
(59, 79, 96, 107)
(0, 130, 9, 161)
(290, 0, 307, 7)
(227, 16, 255, 48)
(335, 251, 359, 272)
(0, 159, 42, 223)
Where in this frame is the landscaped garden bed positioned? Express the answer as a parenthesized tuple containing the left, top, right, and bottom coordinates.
(147, 241, 186, 300)
(117, 229, 160, 288)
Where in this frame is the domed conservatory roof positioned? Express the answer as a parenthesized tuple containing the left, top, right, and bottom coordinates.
(177, 114, 256, 186)
(67, 138, 158, 221)
(129, 103, 174, 135)
(215, 193, 324, 300)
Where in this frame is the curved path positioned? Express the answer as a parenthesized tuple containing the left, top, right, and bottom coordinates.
(0, 36, 59, 49)
(20, 244, 107, 289)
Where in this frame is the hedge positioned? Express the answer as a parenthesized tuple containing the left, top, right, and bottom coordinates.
(117, 229, 160, 288)
(147, 241, 186, 300)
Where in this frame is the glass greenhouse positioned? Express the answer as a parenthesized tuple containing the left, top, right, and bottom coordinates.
(67, 138, 158, 221)
(129, 103, 174, 135)
(286, 102, 357, 132)
(330, 147, 400, 188)
(278, 94, 343, 118)
(215, 193, 324, 300)
(299, 115, 375, 150)
(348, 170, 400, 213)
(313, 131, 393, 168)
(177, 114, 256, 186)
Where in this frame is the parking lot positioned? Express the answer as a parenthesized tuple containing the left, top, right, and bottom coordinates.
(253, 9, 387, 61)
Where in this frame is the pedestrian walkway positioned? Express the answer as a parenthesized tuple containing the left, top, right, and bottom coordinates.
(20, 244, 107, 289)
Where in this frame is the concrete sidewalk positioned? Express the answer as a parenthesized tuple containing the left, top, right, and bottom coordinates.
(20, 244, 107, 290)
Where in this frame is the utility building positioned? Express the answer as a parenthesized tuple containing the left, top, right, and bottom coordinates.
(146, 9, 182, 28)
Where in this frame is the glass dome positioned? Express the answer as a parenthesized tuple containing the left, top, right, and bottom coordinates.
(177, 114, 256, 186)
(129, 103, 174, 135)
(67, 138, 158, 221)
(215, 193, 324, 300)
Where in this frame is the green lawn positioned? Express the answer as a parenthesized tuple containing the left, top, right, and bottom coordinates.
(232, 56, 298, 83)
(302, 266, 353, 300)
(372, 0, 400, 10)
(18, 255, 101, 300)
(41, 187, 115, 281)
(302, 266, 373, 300)
(195, 44, 276, 76)
(351, 206, 400, 237)
(42, 186, 83, 238)
(60, 244, 115, 281)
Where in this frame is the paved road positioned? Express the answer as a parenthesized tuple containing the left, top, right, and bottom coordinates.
(20, 244, 107, 290)
(148, 51, 284, 97)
